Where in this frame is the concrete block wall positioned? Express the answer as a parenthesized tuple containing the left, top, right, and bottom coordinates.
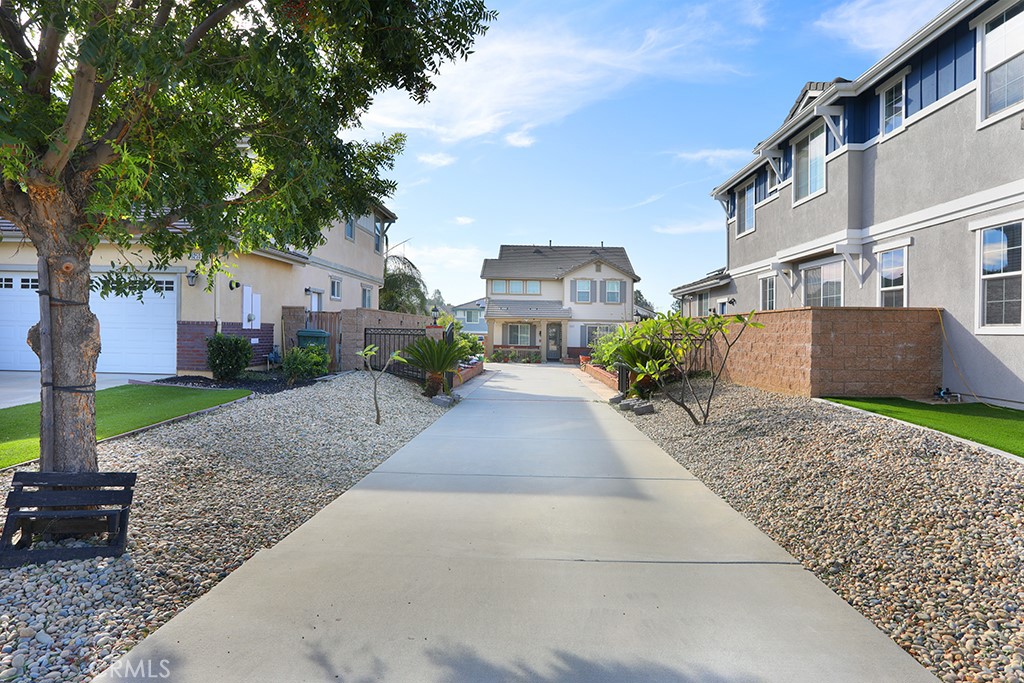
(339, 308, 432, 371)
(719, 307, 942, 398)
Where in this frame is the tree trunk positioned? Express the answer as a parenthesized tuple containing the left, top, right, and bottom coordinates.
(23, 191, 101, 473)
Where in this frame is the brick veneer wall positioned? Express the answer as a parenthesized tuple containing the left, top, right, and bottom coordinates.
(717, 307, 943, 398)
(176, 321, 275, 373)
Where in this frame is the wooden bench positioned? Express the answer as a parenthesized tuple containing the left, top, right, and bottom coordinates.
(0, 471, 137, 568)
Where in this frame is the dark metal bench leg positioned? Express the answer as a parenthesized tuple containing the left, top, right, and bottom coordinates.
(0, 514, 21, 553)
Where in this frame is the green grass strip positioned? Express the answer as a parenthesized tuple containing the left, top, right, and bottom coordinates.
(0, 384, 251, 469)
(827, 397, 1024, 458)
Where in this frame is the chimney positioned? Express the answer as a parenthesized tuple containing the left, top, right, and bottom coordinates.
(601, 241, 604, 248)
(548, 240, 552, 247)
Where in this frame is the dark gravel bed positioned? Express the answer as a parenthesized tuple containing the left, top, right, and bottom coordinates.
(154, 371, 314, 395)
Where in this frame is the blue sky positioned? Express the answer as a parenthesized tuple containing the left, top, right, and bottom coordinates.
(351, 0, 952, 311)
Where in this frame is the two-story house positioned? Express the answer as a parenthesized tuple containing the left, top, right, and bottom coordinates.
(0, 205, 395, 375)
(671, 0, 1024, 407)
(452, 297, 489, 345)
(481, 244, 640, 361)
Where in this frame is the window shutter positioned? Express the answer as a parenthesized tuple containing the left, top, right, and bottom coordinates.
(618, 280, 625, 304)
(591, 280, 598, 302)
(530, 324, 536, 346)
(570, 279, 577, 303)
(502, 323, 508, 345)
(600, 280, 607, 303)
(580, 327, 587, 347)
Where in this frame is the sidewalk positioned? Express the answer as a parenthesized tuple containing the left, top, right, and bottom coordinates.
(96, 364, 933, 682)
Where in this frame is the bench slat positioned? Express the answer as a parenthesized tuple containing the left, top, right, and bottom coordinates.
(9, 509, 120, 520)
(6, 489, 133, 509)
(11, 472, 137, 487)
(0, 545, 126, 569)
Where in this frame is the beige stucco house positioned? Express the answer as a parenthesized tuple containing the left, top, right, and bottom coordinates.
(481, 244, 640, 361)
(0, 206, 394, 375)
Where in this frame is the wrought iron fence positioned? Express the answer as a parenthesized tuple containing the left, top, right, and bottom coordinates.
(364, 327, 426, 381)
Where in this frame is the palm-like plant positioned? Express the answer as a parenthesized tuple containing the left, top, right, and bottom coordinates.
(402, 337, 469, 397)
(380, 255, 429, 314)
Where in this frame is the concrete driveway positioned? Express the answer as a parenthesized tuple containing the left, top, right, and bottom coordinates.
(96, 364, 933, 683)
(0, 371, 170, 409)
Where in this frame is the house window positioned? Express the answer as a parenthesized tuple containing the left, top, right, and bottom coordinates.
(981, 222, 1022, 326)
(345, 218, 355, 241)
(330, 278, 342, 300)
(464, 310, 480, 324)
(0, 277, 12, 289)
(575, 280, 591, 303)
(583, 324, 616, 347)
(361, 285, 373, 309)
(509, 280, 524, 294)
(804, 261, 843, 307)
(20, 277, 39, 290)
(153, 279, 175, 293)
(695, 291, 710, 316)
(982, 0, 1024, 118)
(760, 276, 776, 311)
(737, 181, 755, 235)
(491, 280, 507, 294)
(606, 280, 621, 304)
(373, 218, 382, 253)
(882, 81, 904, 134)
(508, 323, 531, 346)
(794, 123, 825, 202)
(879, 248, 907, 307)
(526, 280, 541, 294)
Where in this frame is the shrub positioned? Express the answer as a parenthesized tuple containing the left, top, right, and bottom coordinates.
(401, 336, 469, 397)
(283, 345, 330, 385)
(206, 333, 253, 380)
(459, 332, 485, 358)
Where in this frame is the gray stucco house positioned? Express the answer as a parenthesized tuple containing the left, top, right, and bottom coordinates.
(672, 0, 1024, 408)
(452, 297, 488, 345)
(481, 245, 640, 361)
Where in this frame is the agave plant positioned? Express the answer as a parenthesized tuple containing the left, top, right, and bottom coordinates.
(401, 337, 469, 397)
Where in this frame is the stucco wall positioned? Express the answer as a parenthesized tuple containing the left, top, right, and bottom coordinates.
(562, 262, 634, 323)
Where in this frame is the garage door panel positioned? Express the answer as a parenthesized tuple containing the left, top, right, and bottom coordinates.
(1, 272, 177, 374)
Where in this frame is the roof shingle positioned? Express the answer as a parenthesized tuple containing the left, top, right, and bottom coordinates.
(484, 299, 572, 320)
(481, 245, 639, 281)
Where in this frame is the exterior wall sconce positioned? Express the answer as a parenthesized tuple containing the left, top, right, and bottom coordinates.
(727, 297, 737, 306)
(186, 270, 199, 287)
(228, 280, 241, 291)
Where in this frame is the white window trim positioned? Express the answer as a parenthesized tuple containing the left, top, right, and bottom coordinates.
(508, 323, 531, 346)
(973, 0, 1024, 129)
(344, 218, 356, 242)
(737, 180, 756, 237)
(605, 280, 622, 304)
(361, 285, 373, 309)
(792, 123, 827, 208)
(464, 310, 481, 324)
(876, 68, 910, 140)
(973, 216, 1024, 334)
(576, 280, 592, 304)
(877, 246, 909, 307)
(799, 257, 845, 307)
(329, 277, 343, 301)
(491, 280, 507, 295)
(758, 273, 777, 311)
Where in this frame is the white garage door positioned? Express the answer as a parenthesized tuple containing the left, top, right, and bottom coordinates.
(0, 272, 178, 374)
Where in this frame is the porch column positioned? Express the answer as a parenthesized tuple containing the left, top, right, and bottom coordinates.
(561, 320, 569, 360)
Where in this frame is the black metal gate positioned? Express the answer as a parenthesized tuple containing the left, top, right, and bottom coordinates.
(364, 327, 426, 381)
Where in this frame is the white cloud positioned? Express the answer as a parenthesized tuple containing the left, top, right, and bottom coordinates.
(504, 129, 536, 148)
(454, 216, 475, 225)
(675, 148, 752, 168)
(612, 194, 665, 211)
(417, 152, 456, 168)
(354, 6, 755, 144)
(814, 0, 952, 55)
(652, 219, 724, 235)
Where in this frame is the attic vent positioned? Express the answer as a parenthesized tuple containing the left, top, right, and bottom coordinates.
(590, 249, 599, 255)
(533, 248, 543, 254)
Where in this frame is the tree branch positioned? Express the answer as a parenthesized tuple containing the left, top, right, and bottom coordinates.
(0, 1, 33, 66)
(38, 60, 97, 179)
(153, 0, 173, 29)
(183, 0, 253, 56)
(27, 25, 63, 98)
(0, 178, 32, 221)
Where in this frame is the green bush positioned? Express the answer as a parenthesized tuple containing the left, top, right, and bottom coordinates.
(459, 332, 485, 358)
(401, 336, 468, 397)
(283, 345, 330, 384)
(206, 333, 253, 380)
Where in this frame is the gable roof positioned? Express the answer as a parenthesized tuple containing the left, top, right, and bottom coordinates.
(453, 297, 487, 310)
(481, 245, 639, 281)
(670, 267, 732, 298)
(785, 78, 850, 122)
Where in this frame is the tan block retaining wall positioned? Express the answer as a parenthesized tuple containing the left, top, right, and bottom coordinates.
(719, 307, 943, 398)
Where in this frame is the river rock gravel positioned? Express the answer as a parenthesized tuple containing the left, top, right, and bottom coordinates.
(623, 382, 1024, 683)
(0, 371, 446, 682)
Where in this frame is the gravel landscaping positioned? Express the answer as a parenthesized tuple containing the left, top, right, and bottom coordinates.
(623, 382, 1024, 683)
(0, 371, 446, 682)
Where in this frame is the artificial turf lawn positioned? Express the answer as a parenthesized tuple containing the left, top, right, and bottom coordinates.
(0, 384, 250, 469)
(827, 397, 1024, 457)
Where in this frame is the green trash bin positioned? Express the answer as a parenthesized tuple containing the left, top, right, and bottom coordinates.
(296, 329, 329, 348)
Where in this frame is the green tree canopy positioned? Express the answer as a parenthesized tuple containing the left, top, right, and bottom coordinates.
(0, 0, 495, 472)
(380, 254, 428, 314)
